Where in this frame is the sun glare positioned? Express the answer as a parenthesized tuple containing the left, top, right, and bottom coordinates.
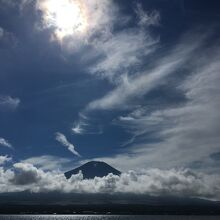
(40, 0, 88, 40)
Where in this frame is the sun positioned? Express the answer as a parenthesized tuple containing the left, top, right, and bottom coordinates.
(39, 0, 88, 40)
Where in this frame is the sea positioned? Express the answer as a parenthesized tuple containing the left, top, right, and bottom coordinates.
(0, 216, 219, 220)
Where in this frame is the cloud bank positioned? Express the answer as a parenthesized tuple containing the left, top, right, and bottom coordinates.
(0, 155, 12, 165)
(0, 162, 220, 201)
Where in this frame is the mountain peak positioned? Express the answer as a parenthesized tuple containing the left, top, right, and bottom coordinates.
(64, 161, 121, 179)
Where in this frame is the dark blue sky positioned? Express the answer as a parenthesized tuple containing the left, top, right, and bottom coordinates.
(0, 0, 220, 173)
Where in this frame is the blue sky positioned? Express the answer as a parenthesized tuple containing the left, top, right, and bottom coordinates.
(0, 0, 220, 178)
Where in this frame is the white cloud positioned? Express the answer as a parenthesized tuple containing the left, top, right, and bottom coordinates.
(0, 96, 20, 111)
(87, 32, 204, 111)
(89, 28, 159, 81)
(21, 155, 73, 171)
(86, 3, 160, 82)
(11, 163, 43, 185)
(36, 0, 159, 83)
(55, 132, 80, 157)
(72, 113, 103, 135)
(0, 155, 12, 165)
(0, 27, 4, 39)
(93, 39, 220, 173)
(135, 3, 160, 27)
(0, 138, 13, 149)
(0, 162, 220, 200)
(36, 0, 117, 50)
(72, 121, 86, 135)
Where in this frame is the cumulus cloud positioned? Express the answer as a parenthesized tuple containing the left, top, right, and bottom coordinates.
(11, 163, 43, 185)
(0, 96, 20, 111)
(0, 155, 12, 165)
(55, 132, 80, 157)
(0, 138, 13, 149)
(0, 162, 220, 200)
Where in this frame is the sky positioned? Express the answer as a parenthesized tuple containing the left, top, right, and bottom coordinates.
(0, 0, 220, 200)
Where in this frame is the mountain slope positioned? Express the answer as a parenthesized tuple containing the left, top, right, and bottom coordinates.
(64, 161, 121, 179)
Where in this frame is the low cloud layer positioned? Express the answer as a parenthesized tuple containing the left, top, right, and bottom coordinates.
(0, 155, 12, 165)
(0, 162, 220, 201)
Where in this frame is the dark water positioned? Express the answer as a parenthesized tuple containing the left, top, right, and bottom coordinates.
(0, 216, 220, 220)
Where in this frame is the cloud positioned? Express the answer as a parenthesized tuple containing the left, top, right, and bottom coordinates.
(91, 35, 220, 173)
(0, 138, 13, 149)
(36, 0, 117, 50)
(10, 163, 43, 185)
(89, 28, 159, 81)
(0, 96, 20, 111)
(135, 3, 160, 27)
(72, 123, 84, 135)
(0, 0, 32, 12)
(86, 2, 160, 82)
(0, 155, 12, 165)
(69, 2, 161, 134)
(55, 132, 80, 157)
(72, 114, 103, 135)
(0, 27, 4, 39)
(21, 155, 73, 171)
(36, 1, 159, 82)
(0, 162, 220, 200)
(0, 26, 18, 49)
(87, 32, 204, 111)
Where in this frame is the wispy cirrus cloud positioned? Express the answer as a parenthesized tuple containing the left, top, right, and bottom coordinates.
(0, 95, 20, 111)
(21, 155, 73, 171)
(89, 28, 159, 81)
(91, 38, 220, 172)
(0, 0, 30, 10)
(72, 113, 103, 135)
(0, 138, 13, 149)
(71, 2, 161, 133)
(55, 132, 80, 157)
(135, 3, 160, 27)
(0, 27, 4, 39)
(87, 3, 160, 82)
(87, 31, 205, 111)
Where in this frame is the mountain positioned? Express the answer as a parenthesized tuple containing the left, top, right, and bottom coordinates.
(1, 192, 220, 215)
(64, 161, 121, 179)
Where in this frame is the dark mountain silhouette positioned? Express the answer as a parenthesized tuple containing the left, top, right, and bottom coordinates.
(1, 192, 220, 215)
(64, 161, 121, 179)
